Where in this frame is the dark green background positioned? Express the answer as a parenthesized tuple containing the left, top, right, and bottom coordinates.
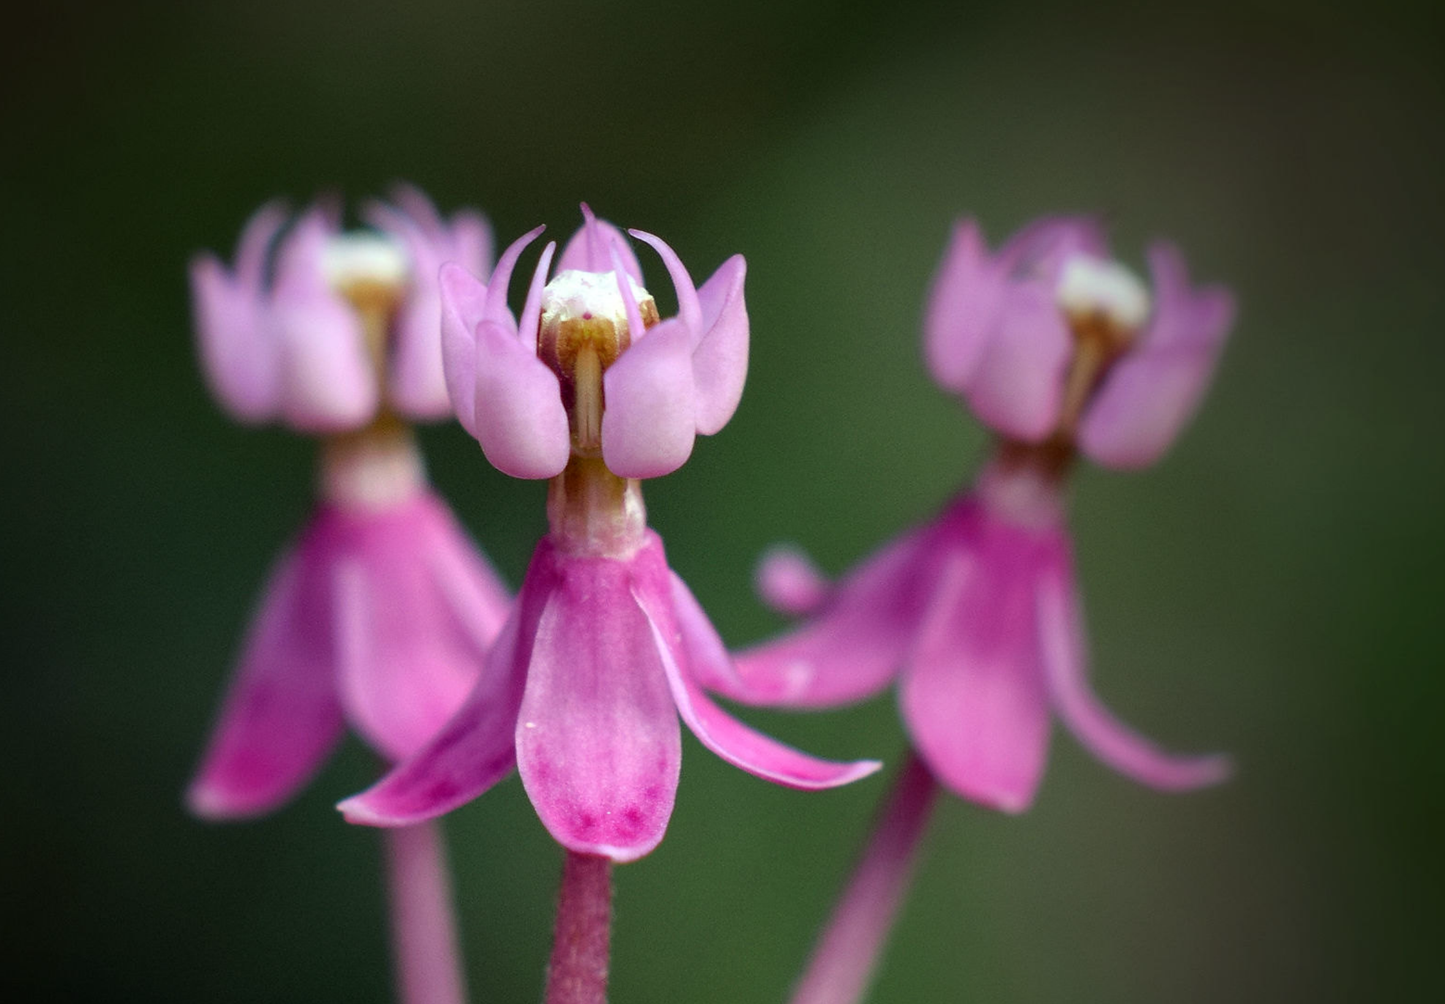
(4, 2, 1441, 1001)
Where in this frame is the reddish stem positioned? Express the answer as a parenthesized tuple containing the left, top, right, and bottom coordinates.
(545, 851, 614, 1004)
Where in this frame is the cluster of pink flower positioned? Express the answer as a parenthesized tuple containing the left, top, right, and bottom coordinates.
(186, 186, 1235, 1004)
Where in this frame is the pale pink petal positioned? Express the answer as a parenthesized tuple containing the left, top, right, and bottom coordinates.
(627, 229, 702, 334)
(1078, 243, 1236, 469)
(438, 262, 488, 437)
(728, 522, 944, 707)
(386, 182, 448, 239)
(635, 572, 881, 790)
(668, 571, 745, 693)
(962, 281, 1071, 442)
(557, 204, 641, 280)
(996, 215, 1109, 280)
(187, 529, 345, 820)
(472, 318, 571, 479)
(600, 317, 697, 479)
(515, 539, 681, 862)
(271, 210, 377, 432)
(232, 199, 289, 286)
(331, 495, 507, 762)
(189, 254, 280, 423)
(515, 242, 557, 356)
(1036, 552, 1231, 789)
(689, 254, 749, 435)
(337, 574, 535, 827)
(923, 219, 1007, 393)
(445, 209, 494, 278)
(754, 543, 833, 618)
(898, 517, 1052, 813)
(368, 204, 451, 420)
(482, 225, 546, 333)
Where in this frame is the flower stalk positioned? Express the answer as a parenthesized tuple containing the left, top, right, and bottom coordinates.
(383, 821, 469, 1004)
(545, 851, 614, 1004)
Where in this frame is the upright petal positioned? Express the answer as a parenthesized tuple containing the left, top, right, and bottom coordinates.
(190, 254, 280, 423)
(187, 528, 345, 819)
(472, 318, 571, 479)
(332, 496, 508, 762)
(728, 520, 944, 707)
(689, 254, 749, 435)
(372, 206, 451, 420)
(438, 262, 487, 436)
(962, 281, 1072, 442)
(600, 317, 697, 479)
(898, 513, 1052, 812)
(635, 568, 881, 790)
(923, 219, 1007, 393)
(557, 205, 642, 280)
(1078, 243, 1236, 469)
(515, 539, 681, 862)
(1036, 551, 1231, 789)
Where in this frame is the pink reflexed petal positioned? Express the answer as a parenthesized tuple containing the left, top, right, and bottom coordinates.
(600, 317, 697, 479)
(962, 281, 1071, 441)
(337, 563, 539, 826)
(516, 242, 557, 356)
(755, 543, 832, 618)
(187, 531, 345, 819)
(898, 521, 1051, 813)
(472, 318, 571, 479)
(689, 254, 748, 435)
(635, 572, 881, 791)
(190, 254, 280, 423)
(1078, 243, 1236, 469)
(482, 226, 546, 332)
(1036, 553, 1231, 789)
(368, 204, 451, 420)
(627, 229, 702, 334)
(668, 571, 744, 693)
(438, 263, 488, 437)
(557, 205, 642, 280)
(728, 522, 942, 707)
(923, 219, 1007, 393)
(332, 496, 508, 762)
(271, 210, 377, 432)
(516, 539, 681, 862)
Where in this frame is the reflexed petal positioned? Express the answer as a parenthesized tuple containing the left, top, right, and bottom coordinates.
(963, 281, 1071, 442)
(601, 318, 697, 479)
(635, 574, 881, 790)
(923, 219, 1007, 393)
(1078, 243, 1236, 469)
(898, 524, 1051, 813)
(438, 262, 489, 436)
(473, 319, 571, 479)
(189, 254, 280, 423)
(558, 205, 642, 279)
(728, 522, 943, 707)
(332, 496, 507, 762)
(187, 531, 345, 820)
(754, 542, 832, 618)
(690, 254, 749, 435)
(668, 571, 744, 693)
(516, 540, 681, 862)
(1036, 554, 1231, 789)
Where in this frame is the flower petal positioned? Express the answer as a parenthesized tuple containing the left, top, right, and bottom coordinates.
(1036, 552, 1231, 789)
(923, 219, 1007, 394)
(1078, 242, 1236, 469)
(557, 204, 642, 280)
(515, 538, 681, 862)
(728, 522, 943, 707)
(438, 262, 488, 437)
(187, 529, 345, 820)
(635, 568, 881, 790)
(337, 565, 536, 827)
(190, 254, 280, 423)
(332, 495, 508, 762)
(898, 515, 1052, 812)
(473, 318, 571, 479)
(962, 281, 1071, 442)
(754, 542, 832, 618)
(601, 317, 697, 479)
(668, 571, 745, 693)
(690, 254, 749, 435)
(369, 205, 451, 420)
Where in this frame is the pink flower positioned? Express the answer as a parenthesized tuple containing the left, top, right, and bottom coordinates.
(728, 217, 1236, 812)
(186, 187, 512, 819)
(340, 208, 881, 862)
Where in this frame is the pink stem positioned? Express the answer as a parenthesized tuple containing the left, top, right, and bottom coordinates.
(790, 751, 939, 1004)
(383, 821, 469, 1004)
(545, 851, 614, 1004)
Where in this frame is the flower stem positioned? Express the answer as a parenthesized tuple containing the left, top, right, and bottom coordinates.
(545, 851, 614, 1004)
(790, 751, 939, 1004)
(382, 821, 469, 1004)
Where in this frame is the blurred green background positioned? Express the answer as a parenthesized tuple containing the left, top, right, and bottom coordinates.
(4, 1, 1441, 1001)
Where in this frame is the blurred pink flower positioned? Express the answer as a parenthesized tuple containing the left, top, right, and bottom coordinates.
(341, 208, 880, 862)
(731, 217, 1236, 812)
(186, 186, 511, 819)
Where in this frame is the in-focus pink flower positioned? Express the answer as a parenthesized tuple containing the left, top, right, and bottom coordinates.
(187, 186, 511, 819)
(340, 207, 880, 862)
(728, 217, 1235, 813)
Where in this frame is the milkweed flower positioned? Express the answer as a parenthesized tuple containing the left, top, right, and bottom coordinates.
(186, 186, 506, 1004)
(734, 217, 1236, 1004)
(340, 208, 881, 864)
